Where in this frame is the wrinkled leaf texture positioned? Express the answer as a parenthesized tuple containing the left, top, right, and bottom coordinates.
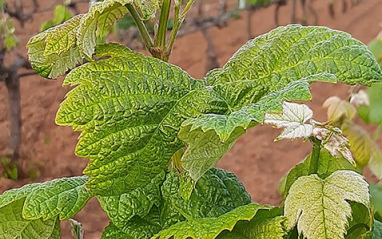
(52, 25, 382, 198)
(27, 0, 160, 78)
(101, 168, 252, 238)
(25, 21, 382, 239)
(0, 176, 90, 238)
(285, 170, 370, 239)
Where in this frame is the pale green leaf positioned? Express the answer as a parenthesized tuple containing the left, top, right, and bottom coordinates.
(264, 102, 314, 140)
(22, 176, 91, 220)
(97, 171, 165, 228)
(285, 170, 371, 239)
(0, 199, 61, 239)
(56, 43, 227, 196)
(42, 15, 81, 57)
(152, 203, 271, 239)
(279, 149, 357, 198)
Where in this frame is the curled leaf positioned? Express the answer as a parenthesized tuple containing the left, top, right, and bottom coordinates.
(314, 127, 356, 167)
(323, 96, 356, 122)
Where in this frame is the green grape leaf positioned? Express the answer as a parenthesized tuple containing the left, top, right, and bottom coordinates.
(22, 176, 91, 220)
(56, 43, 227, 196)
(178, 125, 245, 183)
(369, 36, 382, 67)
(0, 183, 41, 208)
(27, 15, 83, 78)
(342, 122, 382, 175)
(216, 208, 287, 239)
(77, 0, 161, 58)
(345, 202, 372, 239)
(53, 25, 382, 202)
(370, 220, 382, 238)
(28, 0, 161, 78)
(162, 168, 251, 220)
(2, 18, 19, 50)
(77, 0, 129, 58)
(159, 197, 186, 231)
(53, 5, 72, 25)
(369, 183, 382, 221)
(279, 149, 356, 198)
(367, 83, 382, 125)
(178, 77, 321, 183)
(152, 203, 272, 239)
(285, 170, 371, 239)
(179, 74, 335, 183)
(178, 25, 382, 183)
(133, 0, 161, 20)
(97, 171, 165, 228)
(0, 199, 61, 239)
(40, 20, 54, 31)
(101, 223, 127, 239)
(208, 25, 381, 111)
(184, 74, 331, 143)
(101, 207, 161, 239)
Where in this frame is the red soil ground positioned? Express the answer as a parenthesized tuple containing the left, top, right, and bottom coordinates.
(1, 0, 382, 238)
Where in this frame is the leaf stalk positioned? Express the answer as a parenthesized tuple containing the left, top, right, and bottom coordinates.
(166, 0, 196, 60)
(155, 0, 171, 50)
(126, 4, 154, 52)
(309, 137, 322, 174)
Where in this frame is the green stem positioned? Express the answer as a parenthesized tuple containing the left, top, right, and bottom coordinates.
(167, 0, 196, 59)
(167, 1, 181, 54)
(309, 137, 322, 174)
(181, 0, 196, 19)
(155, 0, 171, 49)
(126, 4, 154, 52)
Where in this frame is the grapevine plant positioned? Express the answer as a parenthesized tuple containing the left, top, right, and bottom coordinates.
(1, 0, 382, 238)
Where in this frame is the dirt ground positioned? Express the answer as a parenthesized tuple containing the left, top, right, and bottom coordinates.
(1, 0, 382, 238)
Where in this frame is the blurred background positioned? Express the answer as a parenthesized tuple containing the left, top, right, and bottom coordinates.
(1, 0, 382, 237)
